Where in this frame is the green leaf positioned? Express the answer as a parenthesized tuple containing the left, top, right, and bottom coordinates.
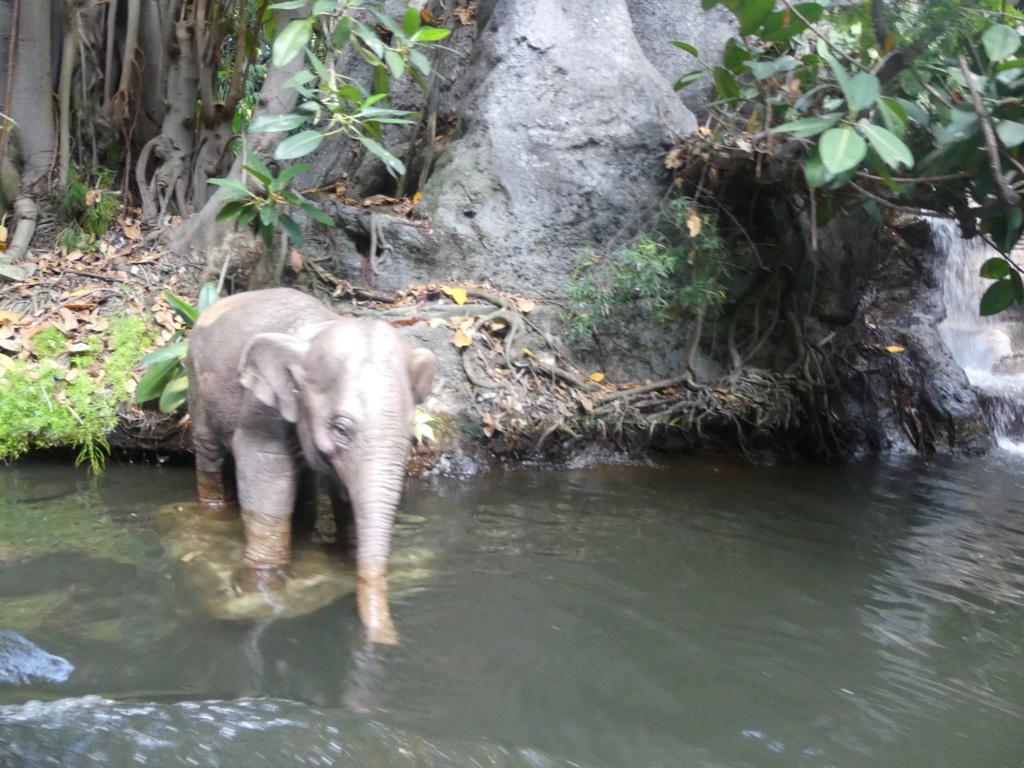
(858, 122, 914, 170)
(299, 203, 335, 226)
(305, 46, 330, 83)
(338, 84, 363, 103)
(208, 177, 252, 197)
(674, 71, 705, 91)
(877, 97, 907, 136)
(980, 277, 1020, 315)
(372, 64, 389, 96)
(357, 135, 406, 175)
(735, 0, 775, 36)
(996, 119, 1024, 148)
(670, 41, 699, 56)
(283, 69, 317, 89)
(333, 15, 352, 49)
(275, 163, 311, 187)
(722, 38, 749, 73)
(136, 359, 181, 404)
(354, 22, 384, 58)
(311, 0, 336, 12)
(843, 72, 880, 115)
(139, 340, 190, 367)
(982, 23, 1021, 63)
(895, 98, 928, 126)
(272, 17, 312, 66)
(279, 213, 304, 247)
(938, 109, 980, 145)
(275, 130, 324, 160)
(409, 49, 431, 77)
(713, 66, 740, 99)
(244, 151, 273, 182)
(981, 207, 1024, 253)
(197, 283, 220, 312)
(215, 199, 248, 223)
(269, 0, 308, 8)
(413, 27, 450, 41)
(980, 257, 1012, 279)
(158, 371, 190, 413)
(770, 114, 840, 137)
(702, 0, 718, 9)
(862, 198, 882, 224)
(258, 221, 274, 247)
(163, 292, 197, 325)
(402, 7, 420, 36)
(249, 113, 307, 133)
(746, 55, 799, 80)
(803, 146, 833, 188)
(237, 207, 257, 227)
(760, 4, 822, 42)
(384, 49, 406, 80)
(259, 205, 278, 226)
(818, 127, 867, 175)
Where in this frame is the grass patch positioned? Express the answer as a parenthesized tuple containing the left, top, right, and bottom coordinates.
(0, 316, 157, 470)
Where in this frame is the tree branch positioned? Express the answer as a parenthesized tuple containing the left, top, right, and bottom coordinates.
(958, 53, 1018, 212)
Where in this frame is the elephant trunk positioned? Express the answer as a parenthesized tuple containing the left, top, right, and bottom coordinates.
(341, 443, 410, 645)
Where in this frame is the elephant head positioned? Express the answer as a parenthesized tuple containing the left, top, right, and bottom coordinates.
(238, 318, 436, 644)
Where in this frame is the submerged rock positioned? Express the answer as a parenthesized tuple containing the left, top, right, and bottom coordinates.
(0, 631, 73, 686)
(155, 503, 433, 621)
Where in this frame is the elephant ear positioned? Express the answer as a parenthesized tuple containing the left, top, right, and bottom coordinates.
(408, 348, 436, 405)
(239, 333, 309, 423)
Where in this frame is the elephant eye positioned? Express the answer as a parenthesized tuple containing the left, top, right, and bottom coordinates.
(330, 417, 355, 446)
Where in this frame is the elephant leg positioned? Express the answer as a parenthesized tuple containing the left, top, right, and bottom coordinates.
(231, 433, 298, 592)
(191, 406, 237, 519)
(326, 477, 356, 552)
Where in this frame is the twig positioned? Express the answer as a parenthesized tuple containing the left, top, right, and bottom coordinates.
(848, 181, 958, 219)
(958, 54, 1018, 212)
(778, 0, 869, 73)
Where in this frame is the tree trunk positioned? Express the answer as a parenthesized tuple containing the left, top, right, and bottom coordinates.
(169, 8, 308, 269)
(9, 0, 55, 187)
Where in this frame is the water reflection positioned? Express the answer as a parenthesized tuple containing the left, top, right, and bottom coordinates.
(0, 456, 1022, 767)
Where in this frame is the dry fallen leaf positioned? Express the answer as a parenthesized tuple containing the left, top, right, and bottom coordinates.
(454, 2, 476, 24)
(442, 286, 468, 305)
(0, 310, 22, 324)
(412, 191, 423, 205)
(589, 372, 605, 383)
(0, 354, 14, 370)
(85, 189, 102, 206)
(885, 345, 905, 353)
(453, 328, 472, 348)
(514, 296, 536, 313)
(686, 212, 702, 237)
(427, 317, 448, 328)
(64, 369, 79, 382)
(0, 224, 7, 242)
(288, 249, 304, 273)
(489, 316, 508, 331)
(578, 394, 594, 412)
(123, 223, 142, 241)
(665, 147, 686, 169)
(87, 316, 110, 332)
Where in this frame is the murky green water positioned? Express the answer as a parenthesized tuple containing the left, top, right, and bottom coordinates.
(0, 453, 1022, 767)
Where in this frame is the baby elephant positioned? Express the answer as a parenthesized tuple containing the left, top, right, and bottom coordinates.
(186, 287, 436, 645)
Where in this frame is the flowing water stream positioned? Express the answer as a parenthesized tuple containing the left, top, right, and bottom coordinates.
(936, 219, 1024, 446)
(0, 456, 1022, 767)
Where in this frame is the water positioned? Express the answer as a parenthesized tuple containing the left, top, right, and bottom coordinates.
(1, 456, 1023, 767)
(935, 218, 1024, 445)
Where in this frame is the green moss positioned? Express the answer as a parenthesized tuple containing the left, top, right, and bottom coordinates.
(0, 315, 157, 471)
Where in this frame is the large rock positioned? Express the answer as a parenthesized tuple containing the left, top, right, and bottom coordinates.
(419, 0, 705, 294)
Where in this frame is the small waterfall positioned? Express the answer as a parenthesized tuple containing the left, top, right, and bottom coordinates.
(935, 219, 1024, 447)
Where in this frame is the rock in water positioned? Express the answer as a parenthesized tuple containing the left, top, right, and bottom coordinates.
(0, 632, 74, 685)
